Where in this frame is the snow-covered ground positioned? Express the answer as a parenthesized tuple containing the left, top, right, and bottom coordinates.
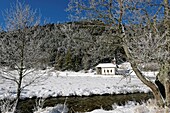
(0, 67, 160, 113)
(86, 101, 166, 113)
(0, 68, 157, 99)
(35, 99, 167, 113)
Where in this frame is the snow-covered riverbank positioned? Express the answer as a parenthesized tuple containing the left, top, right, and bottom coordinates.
(35, 99, 166, 113)
(0, 68, 161, 113)
(0, 68, 157, 99)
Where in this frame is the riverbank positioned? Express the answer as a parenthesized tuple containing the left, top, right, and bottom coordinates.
(0, 68, 159, 112)
(18, 93, 153, 113)
(34, 97, 166, 113)
(0, 68, 157, 99)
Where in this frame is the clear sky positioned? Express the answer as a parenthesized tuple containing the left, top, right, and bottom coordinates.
(0, 0, 70, 26)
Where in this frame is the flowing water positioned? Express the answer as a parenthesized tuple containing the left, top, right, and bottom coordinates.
(17, 93, 153, 113)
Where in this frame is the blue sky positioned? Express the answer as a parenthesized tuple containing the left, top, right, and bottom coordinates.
(0, 0, 70, 26)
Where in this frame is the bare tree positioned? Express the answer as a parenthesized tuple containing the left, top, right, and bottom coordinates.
(0, 1, 49, 112)
(67, 0, 170, 109)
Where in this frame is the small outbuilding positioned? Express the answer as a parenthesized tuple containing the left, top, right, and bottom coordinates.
(96, 63, 117, 75)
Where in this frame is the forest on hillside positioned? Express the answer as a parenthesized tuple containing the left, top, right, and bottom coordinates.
(0, 20, 125, 71)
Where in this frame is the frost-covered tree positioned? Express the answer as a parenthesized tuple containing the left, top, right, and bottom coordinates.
(41, 20, 119, 71)
(0, 1, 49, 112)
(68, 0, 170, 109)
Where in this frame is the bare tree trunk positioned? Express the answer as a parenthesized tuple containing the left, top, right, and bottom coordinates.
(14, 43, 24, 113)
(123, 45, 164, 107)
(165, 80, 170, 107)
(14, 70, 23, 113)
(161, 63, 170, 108)
(160, 0, 170, 109)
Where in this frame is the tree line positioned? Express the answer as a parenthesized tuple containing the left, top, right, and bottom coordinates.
(44, 21, 125, 71)
(1, 20, 125, 71)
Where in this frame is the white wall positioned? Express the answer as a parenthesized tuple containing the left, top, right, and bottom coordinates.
(101, 67, 115, 75)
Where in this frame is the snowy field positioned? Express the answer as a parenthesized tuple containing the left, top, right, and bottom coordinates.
(0, 68, 157, 99)
(0, 67, 160, 113)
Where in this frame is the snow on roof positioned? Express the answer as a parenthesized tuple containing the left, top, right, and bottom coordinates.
(96, 63, 116, 68)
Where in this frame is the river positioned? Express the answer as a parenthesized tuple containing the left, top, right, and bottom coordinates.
(17, 92, 153, 113)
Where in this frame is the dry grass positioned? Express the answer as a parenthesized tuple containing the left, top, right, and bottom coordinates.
(134, 99, 170, 113)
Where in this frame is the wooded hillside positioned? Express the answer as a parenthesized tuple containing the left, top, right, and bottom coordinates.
(0, 20, 125, 71)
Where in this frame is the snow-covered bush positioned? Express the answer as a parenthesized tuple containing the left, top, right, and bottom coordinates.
(49, 104, 69, 113)
(0, 98, 15, 113)
(34, 104, 69, 113)
(33, 97, 46, 112)
(34, 97, 69, 113)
